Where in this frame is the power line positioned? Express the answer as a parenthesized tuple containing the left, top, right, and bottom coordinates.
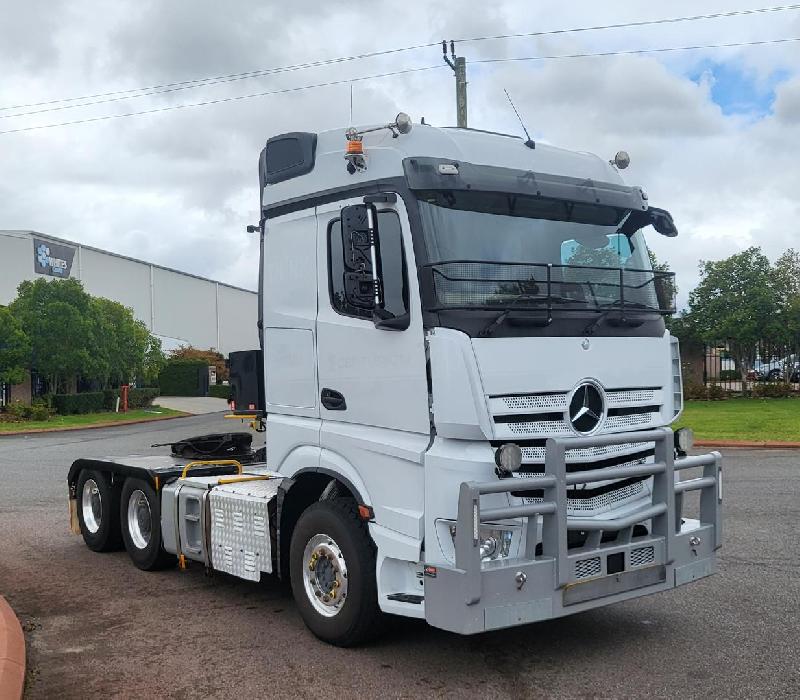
(2, 3, 798, 116)
(454, 3, 800, 45)
(470, 36, 800, 67)
(0, 45, 439, 114)
(0, 65, 445, 136)
(2, 35, 798, 136)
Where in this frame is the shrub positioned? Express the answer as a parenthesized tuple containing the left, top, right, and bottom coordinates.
(159, 360, 208, 396)
(752, 382, 796, 398)
(683, 382, 729, 400)
(683, 381, 707, 400)
(208, 384, 231, 401)
(706, 383, 728, 400)
(28, 401, 51, 421)
(5, 400, 30, 420)
(52, 392, 106, 415)
(128, 387, 160, 409)
(718, 370, 739, 381)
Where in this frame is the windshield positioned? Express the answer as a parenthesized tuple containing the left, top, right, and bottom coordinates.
(417, 190, 667, 312)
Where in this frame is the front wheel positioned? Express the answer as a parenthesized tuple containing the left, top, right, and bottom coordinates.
(289, 499, 382, 646)
(120, 478, 174, 571)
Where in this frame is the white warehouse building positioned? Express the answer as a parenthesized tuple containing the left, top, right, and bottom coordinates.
(0, 230, 258, 355)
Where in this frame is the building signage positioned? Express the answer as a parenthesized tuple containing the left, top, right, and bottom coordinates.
(33, 238, 75, 277)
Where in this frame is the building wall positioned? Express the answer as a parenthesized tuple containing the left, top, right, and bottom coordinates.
(0, 230, 258, 355)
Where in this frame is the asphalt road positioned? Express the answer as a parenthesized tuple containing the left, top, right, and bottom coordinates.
(0, 414, 798, 699)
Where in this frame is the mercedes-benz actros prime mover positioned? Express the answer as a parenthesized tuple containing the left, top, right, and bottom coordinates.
(67, 114, 722, 646)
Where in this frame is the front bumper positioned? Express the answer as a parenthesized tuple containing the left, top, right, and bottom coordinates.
(424, 428, 722, 634)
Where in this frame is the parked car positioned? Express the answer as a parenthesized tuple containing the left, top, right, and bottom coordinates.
(752, 354, 799, 381)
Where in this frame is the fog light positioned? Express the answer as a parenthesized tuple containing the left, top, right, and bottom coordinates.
(450, 525, 514, 561)
(675, 427, 694, 453)
(495, 443, 523, 472)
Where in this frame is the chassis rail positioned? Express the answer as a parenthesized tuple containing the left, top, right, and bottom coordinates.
(454, 427, 722, 606)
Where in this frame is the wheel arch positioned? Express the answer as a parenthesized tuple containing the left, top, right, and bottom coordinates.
(276, 463, 372, 580)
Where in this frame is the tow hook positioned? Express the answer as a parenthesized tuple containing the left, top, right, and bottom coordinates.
(515, 571, 527, 590)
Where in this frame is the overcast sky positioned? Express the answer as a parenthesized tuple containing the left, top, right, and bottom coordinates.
(2, 0, 799, 309)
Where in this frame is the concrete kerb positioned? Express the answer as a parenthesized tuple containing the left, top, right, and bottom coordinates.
(0, 596, 25, 700)
(0, 411, 191, 437)
(695, 440, 800, 449)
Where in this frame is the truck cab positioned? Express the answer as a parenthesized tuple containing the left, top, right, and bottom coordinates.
(68, 116, 721, 647)
(257, 119, 721, 639)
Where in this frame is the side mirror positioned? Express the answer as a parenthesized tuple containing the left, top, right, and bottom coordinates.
(649, 207, 678, 237)
(619, 207, 679, 238)
(341, 204, 381, 310)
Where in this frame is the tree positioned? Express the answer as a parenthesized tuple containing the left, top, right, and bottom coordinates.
(91, 297, 150, 388)
(168, 346, 228, 383)
(774, 249, 800, 346)
(8, 278, 161, 393)
(141, 335, 166, 387)
(0, 307, 30, 385)
(683, 247, 783, 380)
(10, 279, 97, 393)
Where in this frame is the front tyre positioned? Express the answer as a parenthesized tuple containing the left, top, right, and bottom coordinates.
(289, 499, 382, 646)
(77, 469, 122, 552)
(120, 477, 174, 571)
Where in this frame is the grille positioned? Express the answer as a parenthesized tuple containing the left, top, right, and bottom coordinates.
(630, 546, 656, 568)
(499, 394, 567, 412)
(575, 557, 602, 580)
(605, 413, 658, 431)
(522, 477, 645, 512)
(519, 441, 656, 463)
(606, 389, 657, 406)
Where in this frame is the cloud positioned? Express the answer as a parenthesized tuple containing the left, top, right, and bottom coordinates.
(0, 0, 799, 312)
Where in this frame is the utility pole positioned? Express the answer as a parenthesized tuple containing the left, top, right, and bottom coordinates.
(442, 40, 467, 128)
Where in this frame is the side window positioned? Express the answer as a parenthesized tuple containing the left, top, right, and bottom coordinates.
(328, 210, 408, 320)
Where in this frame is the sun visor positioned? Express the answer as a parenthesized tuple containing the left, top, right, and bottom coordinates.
(403, 157, 648, 212)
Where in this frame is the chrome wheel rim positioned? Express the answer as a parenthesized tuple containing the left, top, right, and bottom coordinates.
(127, 490, 152, 549)
(81, 479, 102, 534)
(302, 533, 348, 618)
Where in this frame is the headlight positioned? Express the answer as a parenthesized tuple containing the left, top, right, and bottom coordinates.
(450, 524, 514, 561)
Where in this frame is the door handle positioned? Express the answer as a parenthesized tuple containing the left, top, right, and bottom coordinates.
(321, 388, 347, 411)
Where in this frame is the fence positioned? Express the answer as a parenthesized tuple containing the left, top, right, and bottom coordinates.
(695, 341, 800, 393)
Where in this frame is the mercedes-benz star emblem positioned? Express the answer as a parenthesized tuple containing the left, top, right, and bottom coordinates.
(569, 382, 604, 434)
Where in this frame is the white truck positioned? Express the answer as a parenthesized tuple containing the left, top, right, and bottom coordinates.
(67, 114, 722, 646)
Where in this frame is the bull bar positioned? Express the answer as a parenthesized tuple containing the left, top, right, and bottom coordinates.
(424, 428, 722, 634)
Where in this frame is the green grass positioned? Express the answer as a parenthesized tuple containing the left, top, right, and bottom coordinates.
(0, 406, 185, 433)
(675, 397, 800, 442)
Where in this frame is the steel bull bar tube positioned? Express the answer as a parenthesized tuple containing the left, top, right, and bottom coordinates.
(452, 427, 722, 610)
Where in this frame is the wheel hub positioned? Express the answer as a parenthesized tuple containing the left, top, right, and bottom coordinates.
(302, 534, 348, 617)
(81, 479, 102, 534)
(127, 489, 152, 549)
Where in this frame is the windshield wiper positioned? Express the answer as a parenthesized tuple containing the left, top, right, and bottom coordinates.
(478, 294, 562, 336)
(583, 301, 657, 335)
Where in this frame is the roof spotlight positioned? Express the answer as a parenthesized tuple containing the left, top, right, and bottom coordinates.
(612, 150, 631, 169)
(394, 112, 413, 135)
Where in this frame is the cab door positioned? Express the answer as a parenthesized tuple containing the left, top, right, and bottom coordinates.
(316, 195, 430, 541)
(316, 195, 429, 434)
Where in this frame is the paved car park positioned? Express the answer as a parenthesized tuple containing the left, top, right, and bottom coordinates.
(0, 415, 798, 698)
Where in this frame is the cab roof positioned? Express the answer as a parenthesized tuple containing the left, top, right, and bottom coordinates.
(261, 122, 627, 212)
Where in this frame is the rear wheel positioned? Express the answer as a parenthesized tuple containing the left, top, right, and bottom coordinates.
(289, 499, 382, 647)
(77, 469, 122, 552)
(120, 478, 174, 571)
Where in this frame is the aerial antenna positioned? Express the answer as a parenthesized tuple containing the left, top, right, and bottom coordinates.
(349, 83, 354, 124)
(503, 88, 535, 150)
